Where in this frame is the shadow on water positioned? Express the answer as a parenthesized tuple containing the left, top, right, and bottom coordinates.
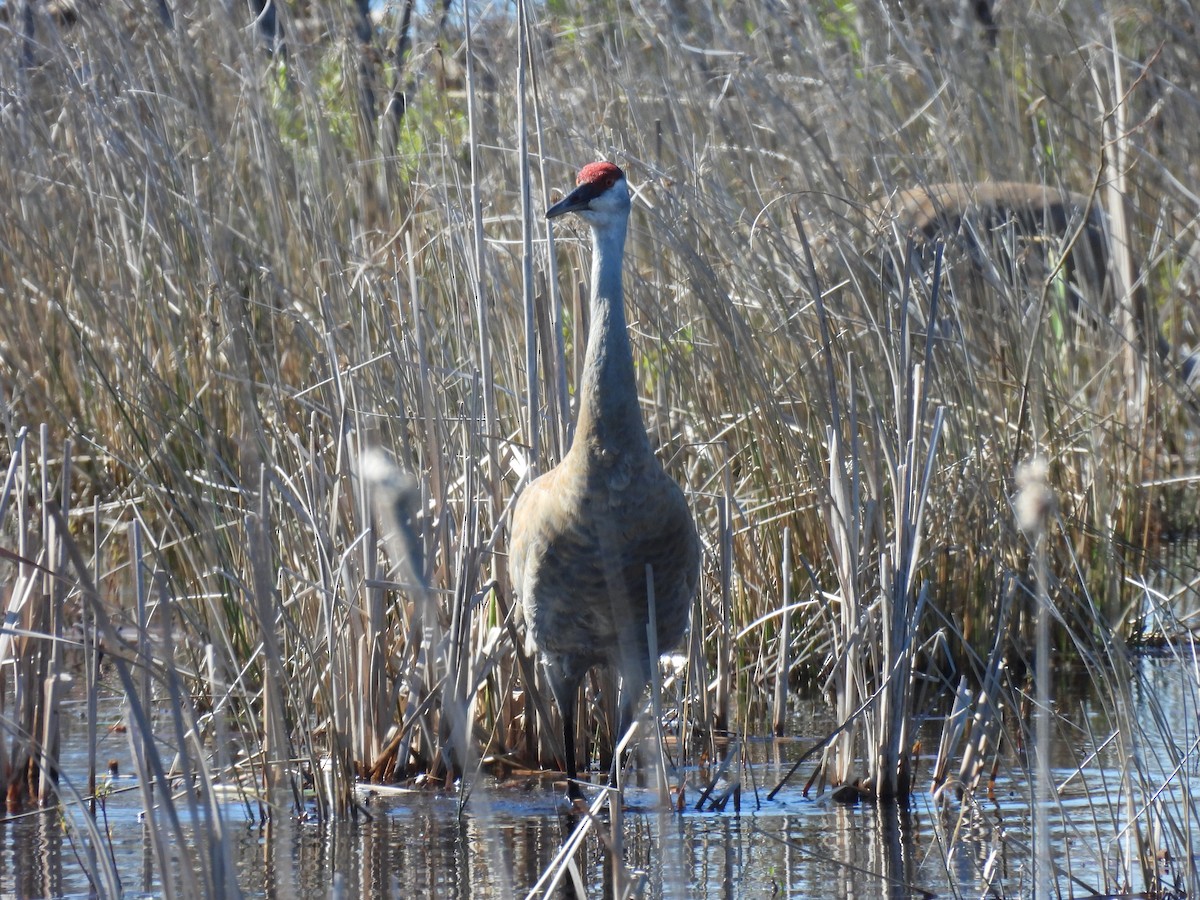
(0, 652, 1194, 898)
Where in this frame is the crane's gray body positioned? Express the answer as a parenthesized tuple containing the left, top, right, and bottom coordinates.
(509, 164, 700, 796)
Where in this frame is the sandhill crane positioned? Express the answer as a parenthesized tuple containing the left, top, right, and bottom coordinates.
(509, 161, 701, 799)
(872, 181, 1182, 372)
(872, 181, 1200, 426)
(876, 183, 1153, 353)
(873, 182, 1112, 304)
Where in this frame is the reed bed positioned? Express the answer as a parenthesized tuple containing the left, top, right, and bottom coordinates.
(1, 0, 1198, 895)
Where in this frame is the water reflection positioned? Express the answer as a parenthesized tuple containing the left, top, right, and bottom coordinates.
(1, 813, 64, 899)
(0, 653, 1194, 897)
(0, 776, 1169, 898)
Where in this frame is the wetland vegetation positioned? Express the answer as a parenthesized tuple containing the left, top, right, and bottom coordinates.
(1, 0, 1198, 896)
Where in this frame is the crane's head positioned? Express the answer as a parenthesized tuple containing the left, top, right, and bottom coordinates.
(546, 161, 630, 228)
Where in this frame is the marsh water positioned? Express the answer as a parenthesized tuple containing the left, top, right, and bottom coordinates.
(1, 652, 1194, 899)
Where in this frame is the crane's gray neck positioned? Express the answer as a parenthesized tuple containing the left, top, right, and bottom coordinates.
(572, 216, 650, 459)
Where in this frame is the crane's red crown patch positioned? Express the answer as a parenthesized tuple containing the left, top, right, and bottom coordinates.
(577, 161, 624, 188)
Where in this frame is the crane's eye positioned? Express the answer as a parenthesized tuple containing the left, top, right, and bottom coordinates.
(604, 175, 616, 188)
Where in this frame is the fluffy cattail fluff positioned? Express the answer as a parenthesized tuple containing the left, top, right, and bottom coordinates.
(1015, 456, 1055, 537)
(360, 449, 425, 591)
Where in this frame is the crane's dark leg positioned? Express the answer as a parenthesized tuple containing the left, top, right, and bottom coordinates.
(562, 703, 584, 801)
(548, 665, 586, 801)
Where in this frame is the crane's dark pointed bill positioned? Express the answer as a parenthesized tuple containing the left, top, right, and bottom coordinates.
(545, 161, 626, 219)
(546, 181, 606, 219)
